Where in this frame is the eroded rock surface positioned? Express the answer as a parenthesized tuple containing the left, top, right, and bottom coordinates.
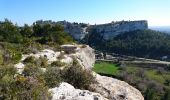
(92, 74, 144, 100)
(49, 82, 108, 100)
(14, 44, 144, 100)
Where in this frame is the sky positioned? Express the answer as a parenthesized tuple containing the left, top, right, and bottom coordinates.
(0, 0, 170, 26)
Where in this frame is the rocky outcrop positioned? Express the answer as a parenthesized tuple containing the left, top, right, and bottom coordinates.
(58, 21, 89, 40)
(92, 74, 144, 100)
(14, 44, 95, 73)
(49, 82, 108, 100)
(36, 20, 148, 40)
(90, 20, 148, 40)
(14, 44, 144, 100)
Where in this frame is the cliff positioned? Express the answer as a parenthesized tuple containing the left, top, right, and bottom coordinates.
(58, 20, 148, 40)
(36, 20, 148, 40)
(90, 20, 148, 40)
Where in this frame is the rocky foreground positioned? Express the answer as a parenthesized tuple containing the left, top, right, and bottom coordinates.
(15, 44, 144, 100)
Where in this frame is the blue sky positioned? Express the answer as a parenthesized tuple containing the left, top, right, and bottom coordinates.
(0, 0, 170, 26)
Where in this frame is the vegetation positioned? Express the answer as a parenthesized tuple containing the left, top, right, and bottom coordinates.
(93, 62, 119, 76)
(62, 63, 95, 90)
(0, 19, 96, 99)
(50, 61, 66, 67)
(0, 64, 49, 100)
(84, 29, 170, 60)
(93, 61, 170, 100)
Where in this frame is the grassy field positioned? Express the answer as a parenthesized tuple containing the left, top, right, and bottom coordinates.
(93, 61, 170, 99)
(146, 70, 170, 85)
(93, 62, 119, 75)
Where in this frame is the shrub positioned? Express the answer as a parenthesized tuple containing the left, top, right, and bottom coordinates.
(12, 76, 49, 100)
(12, 51, 22, 63)
(0, 50, 4, 64)
(22, 63, 43, 77)
(50, 61, 65, 67)
(62, 64, 95, 89)
(23, 56, 36, 64)
(38, 56, 48, 68)
(43, 68, 63, 88)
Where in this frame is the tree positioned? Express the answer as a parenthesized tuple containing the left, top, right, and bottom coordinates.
(0, 19, 23, 43)
(20, 24, 33, 37)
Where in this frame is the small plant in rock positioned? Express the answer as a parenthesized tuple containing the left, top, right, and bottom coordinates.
(50, 60, 66, 67)
(39, 56, 48, 68)
(23, 56, 36, 64)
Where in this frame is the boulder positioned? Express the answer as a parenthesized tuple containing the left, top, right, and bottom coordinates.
(49, 82, 108, 100)
(91, 74, 144, 100)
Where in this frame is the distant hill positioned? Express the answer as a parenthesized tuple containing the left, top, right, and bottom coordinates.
(35, 20, 148, 40)
(149, 26, 170, 34)
(84, 29, 170, 60)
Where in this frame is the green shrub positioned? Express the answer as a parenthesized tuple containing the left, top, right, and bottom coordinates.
(22, 63, 43, 77)
(43, 68, 63, 88)
(0, 50, 4, 64)
(38, 56, 48, 68)
(11, 76, 49, 100)
(23, 56, 36, 64)
(62, 64, 95, 89)
(50, 61, 65, 67)
(12, 51, 22, 63)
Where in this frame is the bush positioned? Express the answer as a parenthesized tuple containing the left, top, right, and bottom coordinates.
(38, 56, 48, 68)
(23, 56, 36, 64)
(0, 50, 4, 64)
(12, 51, 22, 63)
(50, 61, 65, 67)
(22, 63, 43, 77)
(11, 76, 49, 100)
(62, 64, 95, 89)
(43, 68, 63, 88)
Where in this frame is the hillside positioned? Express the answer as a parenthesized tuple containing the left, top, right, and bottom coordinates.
(84, 29, 170, 60)
(0, 19, 144, 100)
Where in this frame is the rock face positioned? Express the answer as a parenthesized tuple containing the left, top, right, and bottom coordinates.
(49, 82, 108, 100)
(35, 20, 148, 40)
(58, 20, 148, 40)
(90, 20, 148, 40)
(14, 44, 95, 73)
(92, 74, 144, 100)
(58, 21, 89, 40)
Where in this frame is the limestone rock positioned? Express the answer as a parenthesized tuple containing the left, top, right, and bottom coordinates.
(92, 74, 144, 100)
(49, 82, 108, 100)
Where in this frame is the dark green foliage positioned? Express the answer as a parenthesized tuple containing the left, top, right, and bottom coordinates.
(20, 24, 33, 37)
(83, 29, 104, 48)
(0, 19, 23, 43)
(62, 61, 95, 89)
(85, 29, 170, 60)
(43, 68, 63, 88)
(162, 89, 170, 100)
(32, 22, 74, 45)
(23, 56, 36, 64)
(50, 61, 65, 67)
